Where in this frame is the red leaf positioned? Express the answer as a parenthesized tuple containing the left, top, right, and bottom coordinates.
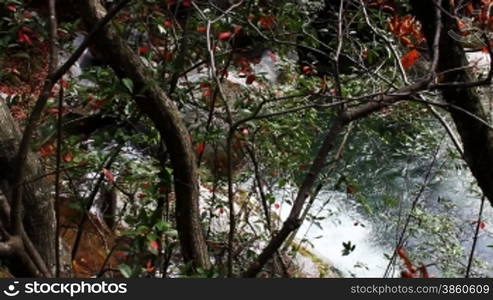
(164, 19, 173, 27)
(246, 74, 256, 85)
(6, 4, 16, 12)
(102, 168, 114, 183)
(145, 260, 154, 272)
(114, 250, 128, 260)
(182, 0, 192, 7)
(218, 31, 232, 40)
(142, 182, 151, 188)
(40, 144, 55, 157)
(149, 240, 159, 250)
(195, 142, 206, 154)
(200, 82, 211, 88)
(22, 11, 33, 19)
(233, 25, 242, 35)
(401, 270, 416, 278)
(46, 107, 60, 115)
(202, 88, 212, 98)
(161, 50, 173, 61)
(196, 26, 207, 33)
(138, 45, 150, 54)
(472, 220, 487, 229)
(259, 16, 275, 29)
(302, 65, 313, 75)
(18, 32, 32, 44)
(63, 153, 74, 163)
(396, 247, 416, 273)
(89, 98, 107, 110)
(401, 49, 420, 69)
(346, 185, 356, 194)
(60, 79, 69, 89)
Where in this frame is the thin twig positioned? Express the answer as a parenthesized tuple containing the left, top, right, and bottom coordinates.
(465, 196, 486, 278)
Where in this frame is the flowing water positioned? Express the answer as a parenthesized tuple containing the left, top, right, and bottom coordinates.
(280, 117, 493, 278)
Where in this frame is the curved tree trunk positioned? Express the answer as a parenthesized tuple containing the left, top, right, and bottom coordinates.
(412, 0, 493, 208)
(0, 99, 56, 275)
(78, 0, 210, 271)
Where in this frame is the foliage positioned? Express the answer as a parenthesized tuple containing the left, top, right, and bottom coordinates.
(0, 0, 492, 278)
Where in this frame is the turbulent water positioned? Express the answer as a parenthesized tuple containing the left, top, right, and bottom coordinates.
(278, 115, 493, 278)
(279, 155, 493, 277)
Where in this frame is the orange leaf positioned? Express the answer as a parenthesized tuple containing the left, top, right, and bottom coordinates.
(401, 49, 420, 69)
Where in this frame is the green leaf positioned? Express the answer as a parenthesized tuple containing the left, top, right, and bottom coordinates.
(137, 225, 150, 235)
(146, 233, 158, 242)
(118, 264, 132, 278)
(122, 78, 134, 93)
(11, 52, 30, 59)
(165, 229, 178, 237)
(154, 220, 170, 231)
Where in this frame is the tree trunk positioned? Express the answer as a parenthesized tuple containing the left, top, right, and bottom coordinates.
(0, 98, 56, 274)
(78, 0, 210, 271)
(411, 0, 493, 207)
